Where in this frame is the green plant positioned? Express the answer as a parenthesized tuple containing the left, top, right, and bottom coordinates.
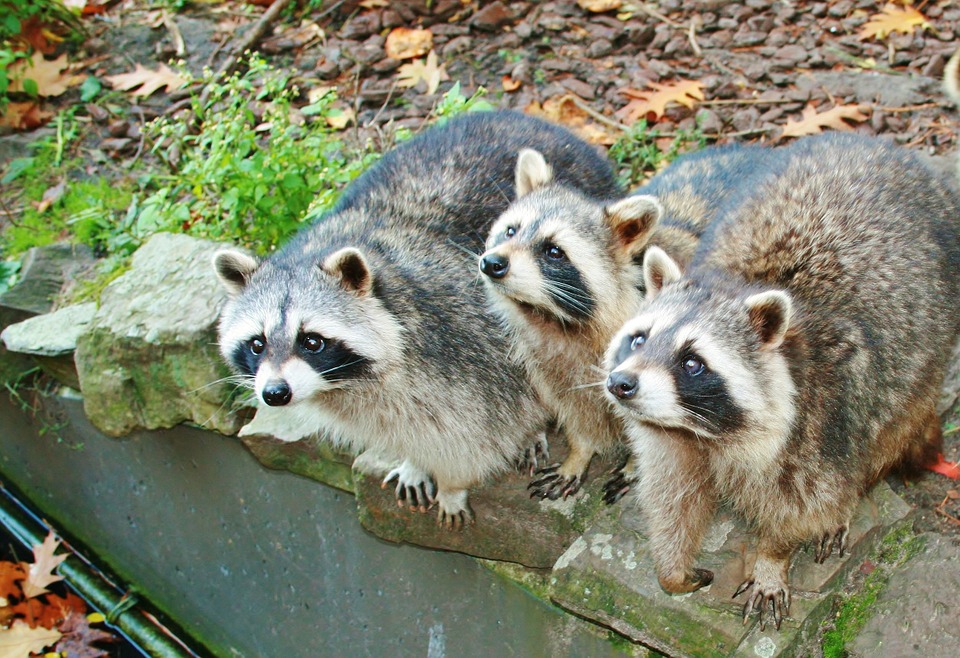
(609, 117, 707, 186)
(430, 81, 493, 122)
(0, 0, 83, 102)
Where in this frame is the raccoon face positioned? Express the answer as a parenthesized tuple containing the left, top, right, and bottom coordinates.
(604, 247, 794, 442)
(214, 247, 403, 407)
(479, 149, 661, 326)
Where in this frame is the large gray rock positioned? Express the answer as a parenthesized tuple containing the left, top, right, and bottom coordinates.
(850, 533, 960, 658)
(550, 482, 912, 657)
(74, 233, 242, 436)
(1, 302, 97, 389)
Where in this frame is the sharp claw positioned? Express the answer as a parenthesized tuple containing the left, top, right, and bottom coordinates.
(733, 579, 752, 599)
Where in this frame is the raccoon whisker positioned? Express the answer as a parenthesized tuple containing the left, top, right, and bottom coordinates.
(541, 283, 591, 315)
(542, 280, 592, 304)
(570, 380, 607, 391)
(188, 375, 254, 394)
(319, 359, 368, 378)
(588, 364, 608, 375)
(445, 239, 481, 260)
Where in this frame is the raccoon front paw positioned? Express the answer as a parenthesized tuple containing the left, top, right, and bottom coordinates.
(733, 577, 791, 631)
(527, 463, 584, 500)
(602, 461, 637, 505)
(382, 462, 436, 513)
(434, 489, 474, 530)
(813, 525, 848, 564)
(515, 433, 550, 476)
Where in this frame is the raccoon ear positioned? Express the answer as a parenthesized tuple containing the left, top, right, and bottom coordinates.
(745, 290, 792, 350)
(515, 149, 554, 197)
(604, 195, 662, 256)
(213, 249, 259, 295)
(323, 247, 373, 297)
(642, 246, 682, 299)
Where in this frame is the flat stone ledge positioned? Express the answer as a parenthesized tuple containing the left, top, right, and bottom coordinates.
(1, 302, 97, 357)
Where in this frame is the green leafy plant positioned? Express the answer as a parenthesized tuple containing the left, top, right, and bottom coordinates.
(609, 116, 707, 186)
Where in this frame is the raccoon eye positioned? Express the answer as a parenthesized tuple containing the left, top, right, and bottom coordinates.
(544, 243, 565, 261)
(301, 334, 325, 353)
(250, 337, 265, 355)
(505, 226, 516, 239)
(682, 355, 705, 377)
(630, 333, 647, 350)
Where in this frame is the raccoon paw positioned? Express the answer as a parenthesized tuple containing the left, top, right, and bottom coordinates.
(733, 577, 791, 631)
(602, 461, 637, 505)
(813, 525, 849, 564)
(527, 464, 584, 500)
(515, 433, 550, 477)
(382, 461, 436, 513)
(435, 489, 474, 531)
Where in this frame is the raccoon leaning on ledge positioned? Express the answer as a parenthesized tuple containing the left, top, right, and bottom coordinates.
(212, 110, 623, 528)
(604, 132, 960, 629)
(479, 144, 775, 502)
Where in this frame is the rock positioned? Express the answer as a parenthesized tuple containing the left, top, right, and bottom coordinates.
(339, 12, 381, 40)
(470, 1, 513, 32)
(74, 233, 241, 437)
(242, 433, 355, 494)
(550, 482, 911, 657)
(851, 533, 960, 658)
(1, 302, 97, 389)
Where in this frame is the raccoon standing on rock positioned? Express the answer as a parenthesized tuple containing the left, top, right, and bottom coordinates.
(604, 133, 960, 628)
(213, 110, 623, 528)
(479, 144, 773, 501)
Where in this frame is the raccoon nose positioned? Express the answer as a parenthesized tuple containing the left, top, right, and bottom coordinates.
(607, 372, 639, 400)
(479, 254, 509, 279)
(262, 380, 292, 406)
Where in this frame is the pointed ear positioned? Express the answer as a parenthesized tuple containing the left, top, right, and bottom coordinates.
(604, 195, 662, 256)
(515, 149, 554, 197)
(745, 290, 792, 350)
(322, 247, 372, 297)
(213, 249, 259, 296)
(642, 246, 682, 300)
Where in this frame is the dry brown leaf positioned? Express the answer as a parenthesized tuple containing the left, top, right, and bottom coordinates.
(359, 0, 388, 7)
(0, 620, 61, 658)
(859, 4, 930, 40)
(7, 53, 83, 97)
(780, 103, 870, 138)
(577, 0, 622, 12)
(616, 79, 705, 124)
(526, 95, 619, 145)
(385, 27, 433, 60)
(20, 532, 67, 599)
(396, 51, 448, 95)
(104, 63, 188, 98)
(54, 610, 116, 658)
(0, 101, 54, 131)
(0, 564, 25, 601)
(501, 75, 522, 92)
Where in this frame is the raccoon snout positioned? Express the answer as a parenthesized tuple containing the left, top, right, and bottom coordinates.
(607, 372, 639, 400)
(479, 254, 510, 279)
(262, 380, 292, 406)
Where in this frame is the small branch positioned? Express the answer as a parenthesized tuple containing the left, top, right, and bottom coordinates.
(162, 11, 186, 58)
(627, 1, 681, 27)
(687, 18, 702, 58)
(700, 98, 796, 107)
(561, 94, 631, 132)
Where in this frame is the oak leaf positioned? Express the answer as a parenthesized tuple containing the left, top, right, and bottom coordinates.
(396, 51, 448, 95)
(20, 533, 67, 599)
(385, 27, 433, 60)
(0, 563, 25, 600)
(616, 79, 705, 124)
(0, 620, 61, 658)
(104, 63, 188, 98)
(780, 103, 870, 138)
(11, 591, 86, 630)
(859, 4, 930, 40)
(7, 53, 83, 97)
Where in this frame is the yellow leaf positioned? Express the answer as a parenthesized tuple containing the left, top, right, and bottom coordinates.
(780, 103, 870, 138)
(21, 532, 67, 599)
(0, 620, 62, 658)
(385, 27, 433, 60)
(325, 107, 355, 130)
(859, 4, 930, 40)
(7, 53, 83, 97)
(396, 51, 449, 95)
(104, 63, 188, 98)
(616, 79, 705, 123)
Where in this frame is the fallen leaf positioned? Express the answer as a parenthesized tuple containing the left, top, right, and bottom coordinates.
(7, 53, 83, 97)
(53, 610, 116, 658)
(501, 75, 522, 92)
(577, 0, 622, 12)
(359, 0, 388, 7)
(0, 101, 55, 131)
(859, 4, 930, 41)
(385, 27, 433, 60)
(616, 79, 705, 123)
(780, 103, 870, 138)
(11, 591, 86, 630)
(928, 454, 960, 480)
(0, 620, 61, 658)
(526, 95, 619, 145)
(324, 107, 355, 130)
(20, 533, 67, 599)
(396, 51, 448, 95)
(104, 63, 188, 98)
(0, 563, 25, 600)
(16, 17, 64, 54)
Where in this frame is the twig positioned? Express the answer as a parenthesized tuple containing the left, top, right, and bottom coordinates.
(688, 18, 702, 58)
(627, 1, 681, 28)
(700, 98, 795, 107)
(877, 102, 946, 113)
(561, 94, 631, 132)
(935, 499, 960, 527)
(129, 105, 148, 167)
(365, 80, 400, 129)
(162, 10, 186, 58)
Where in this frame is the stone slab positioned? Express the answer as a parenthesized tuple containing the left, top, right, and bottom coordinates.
(1, 302, 96, 356)
(241, 433, 355, 494)
(550, 482, 912, 657)
(850, 532, 960, 658)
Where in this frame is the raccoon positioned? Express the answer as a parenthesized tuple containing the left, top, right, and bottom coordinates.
(213, 110, 623, 527)
(479, 144, 774, 501)
(604, 133, 960, 629)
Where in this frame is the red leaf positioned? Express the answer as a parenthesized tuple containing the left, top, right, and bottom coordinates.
(0, 561, 26, 599)
(928, 454, 960, 479)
